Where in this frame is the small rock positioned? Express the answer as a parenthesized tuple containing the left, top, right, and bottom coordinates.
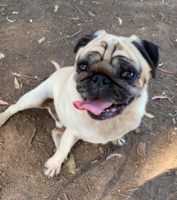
(137, 142, 146, 157)
(2, 12, 7, 16)
(99, 147, 104, 153)
(175, 171, 177, 176)
(134, 128, 141, 134)
(166, 169, 171, 175)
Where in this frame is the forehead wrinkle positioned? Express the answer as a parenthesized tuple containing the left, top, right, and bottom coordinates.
(112, 50, 129, 59)
(103, 41, 117, 62)
(78, 40, 103, 58)
(90, 46, 105, 57)
(120, 40, 140, 68)
(85, 53, 101, 65)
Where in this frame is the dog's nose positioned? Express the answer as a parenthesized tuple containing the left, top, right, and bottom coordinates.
(91, 74, 110, 88)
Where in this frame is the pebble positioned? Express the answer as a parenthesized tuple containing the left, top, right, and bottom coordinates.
(167, 169, 171, 175)
(134, 128, 141, 134)
(1, 12, 7, 16)
(175, 171, 177, 176)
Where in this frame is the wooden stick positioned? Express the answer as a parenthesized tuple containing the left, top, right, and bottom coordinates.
(38, 144, 50, 157)
(116, 193, 130, 198)
(167, 191, 177, 199)
(71, 28, 83, 38)
(29, 128, 38, 144)
(20, 73, 42, 81)
(64, 194, 69, 200)
(75, 6, 115, 31)
(128, 187, 139, 191)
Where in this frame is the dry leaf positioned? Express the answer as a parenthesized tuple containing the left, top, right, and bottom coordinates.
(106, 153, 123, 161)
(172, 132, 176, 136)
(14, 77, 19, 89)
(0, 100, 8, 105)
(145, 112, 155, 119)
(38, 37, 45, 44)
(48, 60, 60, 71)
(151, 95, 173, 104)
(54, 5, 59, 13)
(66, 154, 76, 175)
(0, 53, 5, 59)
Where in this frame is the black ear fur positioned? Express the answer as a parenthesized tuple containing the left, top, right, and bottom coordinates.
(73, 31, 97, 53)
(132, 40, 159, 79)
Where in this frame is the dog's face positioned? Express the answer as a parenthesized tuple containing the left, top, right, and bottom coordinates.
(73, 30, 159, 120)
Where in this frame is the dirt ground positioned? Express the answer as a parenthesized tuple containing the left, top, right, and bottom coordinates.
(0, 0, 177, 199)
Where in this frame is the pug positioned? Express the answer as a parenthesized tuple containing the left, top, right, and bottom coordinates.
(0, 30, 159, 178)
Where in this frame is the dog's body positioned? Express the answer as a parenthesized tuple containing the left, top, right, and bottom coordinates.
(0, 30, 159, 178)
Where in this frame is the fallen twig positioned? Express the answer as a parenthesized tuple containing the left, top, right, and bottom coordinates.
(167, 190, 177, 199)
(168, 38, 174, 47)
(19, 73, 42, 81)
(112, 192, 130, 198)
(89, 11, 95, 17)
(140, 129, 156, 136)
(61, 60, 65, 68)
(0, 4, 7, 6)
(168, 74, 177, 80)
(106, 153, 123, 161)
(157, 125, 174, 134)
(36, 141, 44, 146)
(10, 71, 42, 81)
(158, 68, 174, 74)
(64, 194, 69, 200)
(71, 28, 83, 38)
(128, 188, 139, 192)
(0, 100, 13, 106)
(6, 16, 16, 22)
(155, 102, 166, 108)
(151, 96, 173, 104)
(29, 128, 38, 145)
(0, 100, 8, 105)
(75, 6, 115, 31)
(163, 84, 174, 95)
(88, 184, 92, 193)
(38, 144, 50, 157)
(49, 192, 57, 200)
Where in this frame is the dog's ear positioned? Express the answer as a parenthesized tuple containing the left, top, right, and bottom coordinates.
(73, 30, 105, 53)
(131, 38, 159, 79)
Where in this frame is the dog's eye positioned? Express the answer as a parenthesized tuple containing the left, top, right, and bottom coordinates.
(78, 63, 87, 71)
(121, 71, 135, 79)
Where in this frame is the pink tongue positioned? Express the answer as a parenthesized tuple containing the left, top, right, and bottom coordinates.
(73, 98, 112, 115)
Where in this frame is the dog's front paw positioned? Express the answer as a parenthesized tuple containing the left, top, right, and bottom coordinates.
(43, 157, 61, 178)
(111, 137, 126, 146)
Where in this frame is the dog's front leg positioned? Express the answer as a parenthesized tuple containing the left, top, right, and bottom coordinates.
(44, 128, 77, 178)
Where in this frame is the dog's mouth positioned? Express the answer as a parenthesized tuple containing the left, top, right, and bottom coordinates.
(73, 96, 134, 120)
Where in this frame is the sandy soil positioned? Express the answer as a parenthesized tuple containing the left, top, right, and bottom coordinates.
(0, 0, 177, 199)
